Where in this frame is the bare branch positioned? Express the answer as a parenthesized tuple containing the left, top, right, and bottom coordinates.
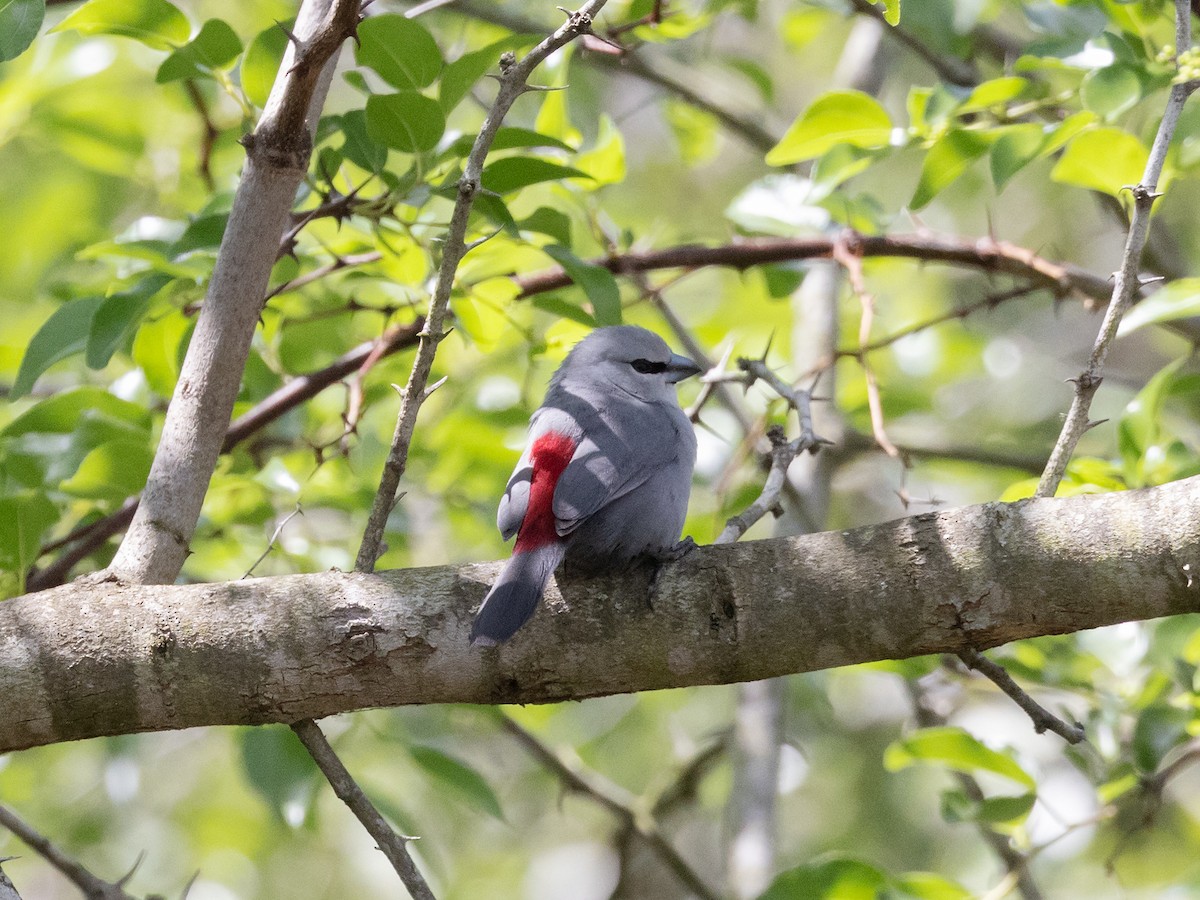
(1036, 0, 1200, 498)
(290, 720, 436, 900)
(957, 648, 1085, 743)
(497, 713, 721, 900)
(0, 806, 135, 900)
(355, 1, 610, 572)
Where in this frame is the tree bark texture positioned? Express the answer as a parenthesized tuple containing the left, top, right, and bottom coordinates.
(5, 476, 1200, 753)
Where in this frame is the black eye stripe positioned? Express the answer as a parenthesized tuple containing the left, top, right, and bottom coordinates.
(631, 359, 668, 374)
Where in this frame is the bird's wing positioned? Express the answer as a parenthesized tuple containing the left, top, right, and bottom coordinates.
(551, 403, 678, 536)
(497, 406, 582, 541)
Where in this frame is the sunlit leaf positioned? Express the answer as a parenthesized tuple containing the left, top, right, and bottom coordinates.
(1051, 127, 1148, 198)
(11, 296, 106, 399)
(86, 274, 173, 369)
(355, 14, 441, 90)
(1118, 278, 1200, 337)
(156, 18, 242, 83)
(52, 0, 190, 50)
(542, 245, 621, 326)
(959, 76, 1028, 114)
(766, 91, 892, 166)
(884, 727, 1036, 790)
(760, 857, 886, 899)
(0, 491, 58, 580)
(0, 0, 44, 63)
(991, 123, 1046, 190)
(241, 20, 291, 108)
(480, 157, 592, 194)
(365, 91, 445, 153)
(59, 438, 153, 500)
(911, 129, 993, 209)
(1081, 65, 1142, 121)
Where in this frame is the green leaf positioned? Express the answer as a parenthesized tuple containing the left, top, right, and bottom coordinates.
(52, 0, 190, 50)
(1117, 277, 1200, 337)
(1132, 704, 1192, 772)
(156, 18, 242, 83)
(59, 438, 154, 500)
(240, 726, 320, 825)
(1118, 358, 1185, 484)
(766, 91, 892, 166)
(884, 726, 1036, 790)
(480, 157, 592, 194)
(338, 109, 389, 172)
(978, 793, 1037, 825)
(365, 91, 445, 153)
(879, 0, 900, 25)
(990, 124, 1046, 190)
(2, 387, 151, 438)
(519, 207, 572, 244)
(542, 245, 621, 326)
(0, 0, 45, 63)
(1051, 127, 1148, 198)
(574, 114, 626, 187)
(911, 129, 992, 209)
(759, 857, 886, 900)
(1081, 65, 1142, 121)
(891, 872, 972, 900)
(0, 491, 58, 579)
(11, 296, 106, 399)
(241, 20, 291, 108)
(408, 745, 504, 820)
(439, 34, 537, 112)
(86, 274, 173, 369)
(531, 294, 596, 327)
(355, 14, 441, 90)
(958, 76, 1028, 114)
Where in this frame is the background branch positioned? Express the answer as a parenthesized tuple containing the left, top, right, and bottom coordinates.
(0, 806, 136, 900)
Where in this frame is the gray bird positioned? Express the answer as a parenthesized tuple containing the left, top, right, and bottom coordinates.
(470, 325, 702, 646)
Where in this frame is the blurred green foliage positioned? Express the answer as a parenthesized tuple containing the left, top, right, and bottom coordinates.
(3, 0, 1200, 898)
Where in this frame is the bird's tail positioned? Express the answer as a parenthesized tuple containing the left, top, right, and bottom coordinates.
(470, 543, 566, 647)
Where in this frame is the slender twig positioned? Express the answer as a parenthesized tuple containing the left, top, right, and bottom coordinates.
(354, 1, 610, 572)
(0, 805, 135, 900)
(714, 358, 831, 544)
(290, 720, 436, 900)
(242, 504, 304, 578)
(497, 713, 721, 900)
(957, 648, 1085, 743)
(832, 237, 903, 460)
(909, 684, 1044, 900)
(844, 0, 979, 86)
(183, 81, 220, 191)
(1037, 0, 1200, 498)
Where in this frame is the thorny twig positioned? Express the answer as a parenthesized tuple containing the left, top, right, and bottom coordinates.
(1037, 0, 1200, 499)
(354, 1, 611, 572)
(709, 356, 832, 544)
(0, 805, 137, 900)
(290, 720, 436, 899)
(497, 713, 721, 900)
(833, 236, 903, 461)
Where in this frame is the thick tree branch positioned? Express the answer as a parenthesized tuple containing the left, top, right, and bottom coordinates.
(109, 0, 361, 585)
(5, 476, 1200, 753)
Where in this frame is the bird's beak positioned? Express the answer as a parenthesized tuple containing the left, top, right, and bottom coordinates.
(665, 353, 703, 383)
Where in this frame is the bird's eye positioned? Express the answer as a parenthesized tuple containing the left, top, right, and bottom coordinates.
(630, 359, 668, 374)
